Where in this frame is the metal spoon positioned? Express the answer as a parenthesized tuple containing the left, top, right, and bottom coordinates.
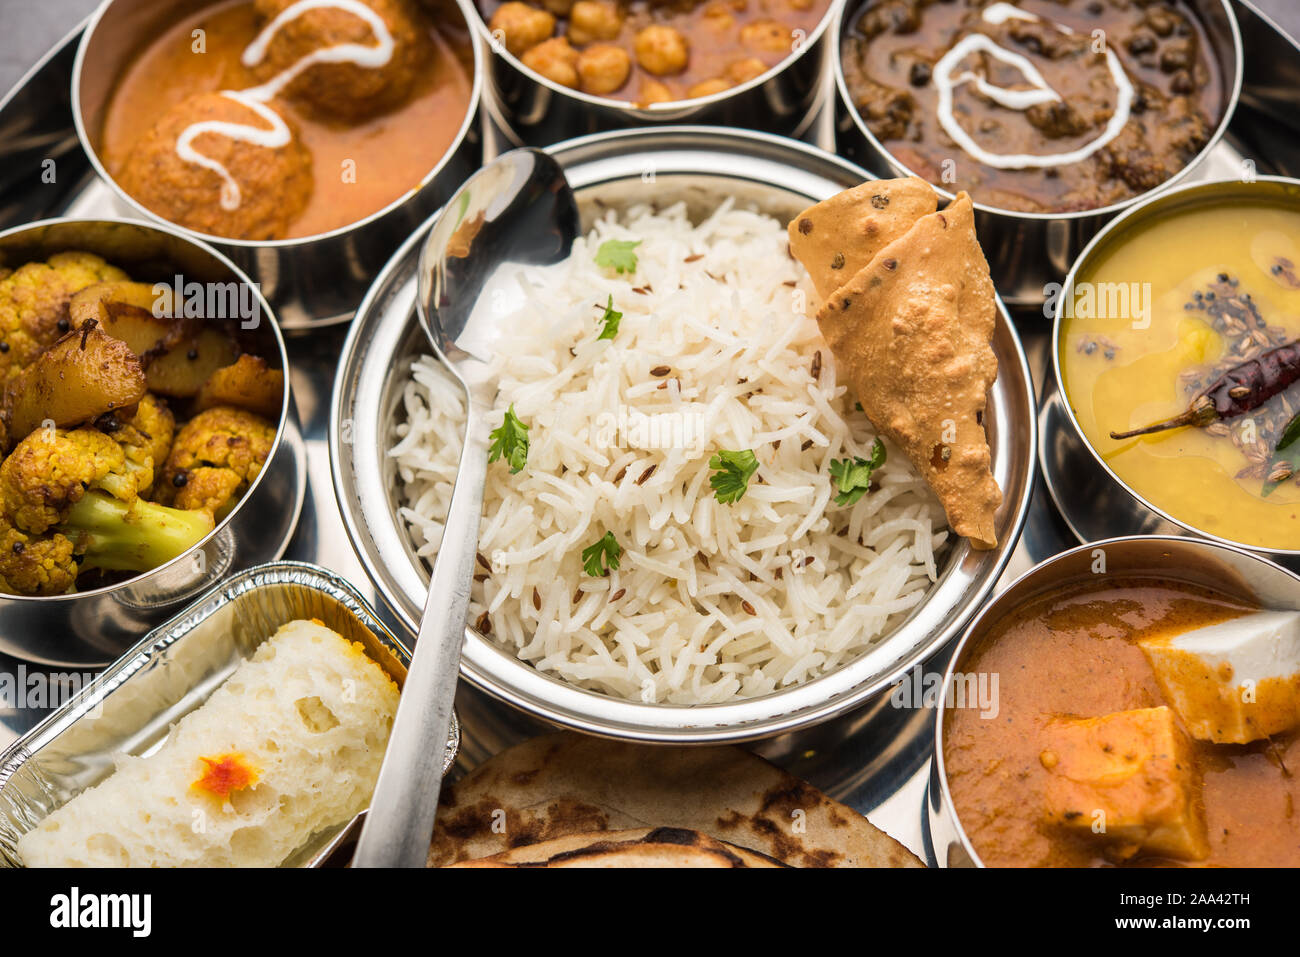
(351, 148, 579, 868)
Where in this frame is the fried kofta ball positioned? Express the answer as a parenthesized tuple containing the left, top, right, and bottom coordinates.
(115, 93, 313, 241)
(248, 0, 430, 122)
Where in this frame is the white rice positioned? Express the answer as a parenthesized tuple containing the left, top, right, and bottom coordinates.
(389, 200, 949, 704)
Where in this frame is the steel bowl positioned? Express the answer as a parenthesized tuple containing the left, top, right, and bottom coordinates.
(70, 0, 484, 329)
(1048, 175, 1300, 563)
(475, 0, 838, 147)
(927, 534, 1300, 868)
(330, 126, 1038, 743)
(0, 217, 306, 668)
(832, 0, 1243, 307)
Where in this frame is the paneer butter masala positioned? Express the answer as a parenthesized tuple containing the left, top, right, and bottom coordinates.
(945, 577, 1300, 867)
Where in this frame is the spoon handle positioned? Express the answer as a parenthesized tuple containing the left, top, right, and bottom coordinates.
(352, 402, 488, 868)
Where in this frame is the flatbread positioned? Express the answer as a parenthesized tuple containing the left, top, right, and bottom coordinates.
(787, 176, 937, 302)
(448, 827, 784, 868)
(814, 192, 1001, 548)
(429, 732, 922, 868)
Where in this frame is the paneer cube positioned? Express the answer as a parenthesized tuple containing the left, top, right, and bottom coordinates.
(1041, 706, 1208, 862)
(1140, 610, 1300, 744)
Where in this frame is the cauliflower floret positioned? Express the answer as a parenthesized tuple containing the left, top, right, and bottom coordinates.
(156, 406, 275, 518)
(98, 394, 176, 496)
(0, 427, 151, 535)
(0, 252, 129, 380)
(0, 518, 76, 596)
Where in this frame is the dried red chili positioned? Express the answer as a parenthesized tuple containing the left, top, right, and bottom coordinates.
(1110, 339, 1300, 439)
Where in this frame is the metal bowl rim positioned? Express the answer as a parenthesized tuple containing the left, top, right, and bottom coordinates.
(1049, 173, 1300, 557)
(0, 214, 293, 602)
(68, 0, 485, 249)
(930, 532, 1300, 868)
(471, 0, 838, 114)
(331, 125, 1037, 741)
(830, 0, 1245, 223)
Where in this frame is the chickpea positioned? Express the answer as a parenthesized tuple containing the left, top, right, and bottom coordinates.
(538, 0, 574, 15)
(784, 0, 814, 9)
(726, 56, 767, 84)
(568, 0, 624, 46)
(701, 1, 736, 32)
(740, 19, 794, 54)
(576, 43, 631, 94)
(522, 36, 579, 87)
(637, 78, 675, 105)
(489, 2, 557, 57)
(634, 24, 690, 76)
(687, 77, 731, 99)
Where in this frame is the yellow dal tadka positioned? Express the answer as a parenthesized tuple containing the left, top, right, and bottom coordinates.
(1061, 198, 1300, 551)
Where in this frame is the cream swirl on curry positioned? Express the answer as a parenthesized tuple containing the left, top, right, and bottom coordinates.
(840, 0, 1223, 213)
(101, 0, 474, 240)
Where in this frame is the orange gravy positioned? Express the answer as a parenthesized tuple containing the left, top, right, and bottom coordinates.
(945, 579, 1300, 867)
(100, 0, 473, 238)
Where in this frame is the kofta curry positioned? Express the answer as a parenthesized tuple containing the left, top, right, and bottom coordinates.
(0, 252, 283, 598)
(99, 0, 474, 240)
(484, 0, 830, 105)
(945, 576, 1300, 867)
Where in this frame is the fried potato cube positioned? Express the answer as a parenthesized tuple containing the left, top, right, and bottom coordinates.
(194, 354, 285, 420)
(69, 281, 172, 356)
(145, 326, 239, 398)
(2, 326, 147, 447)
(1041, 707, 1208, 862)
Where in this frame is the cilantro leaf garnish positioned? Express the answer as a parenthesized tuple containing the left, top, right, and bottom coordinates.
(596, 294, 622, 341)
(709, 449, 760, 504)
(487, 404, 529, 474)
(595, 239, 641, 275)
(829, 438, 887, 507)
(581, 531, 623, 577)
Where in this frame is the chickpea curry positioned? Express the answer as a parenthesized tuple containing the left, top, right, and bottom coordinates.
(841, 0, 1225, 213)
(484, 0, 830, 105)
(945, 575, 1300, 868)
(100, 0, 474, 241)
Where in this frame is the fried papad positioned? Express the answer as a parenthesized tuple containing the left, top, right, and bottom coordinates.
(787, 176, 937, 302)
(813, 192, 1001, 548)
(448, 826, 784, 868)
(429, 732, 922, 868)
